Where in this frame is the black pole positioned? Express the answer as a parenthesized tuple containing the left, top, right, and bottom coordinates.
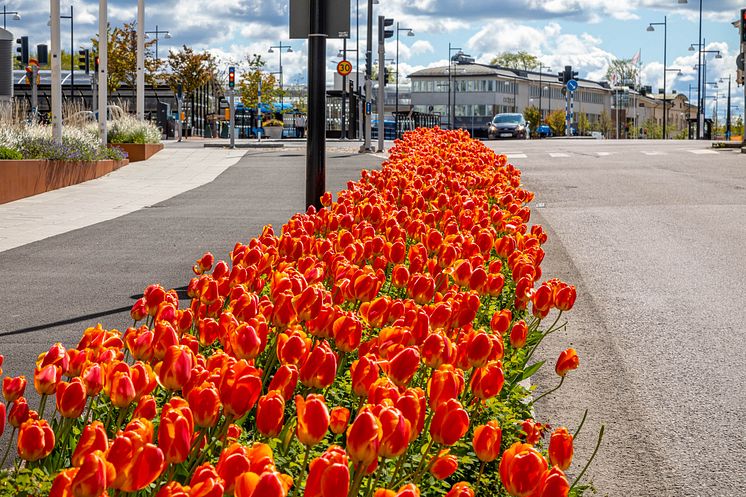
(726, 75, 731, 139)
(696, 0, 702, 139)
(447, 42, 451, 129)
(539, 66, 542, 122)
(395, 24, 399, 138)
(341, 37, 347, 139)
(663, 16, 667, 139)
(70, 6, 74, 103)
(306, 0, 327, 210)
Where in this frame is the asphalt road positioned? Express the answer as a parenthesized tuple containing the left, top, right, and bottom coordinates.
(1, 138, 744, 496)
(481, 139, 746, 496)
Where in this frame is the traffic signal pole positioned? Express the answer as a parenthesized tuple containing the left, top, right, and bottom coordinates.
(98, 0, 108, 146)
(50, 0, 62, 143)
(306, 0, 327, 210)
(136, 0, 145, 121)
(377, 16, 385, 152)
(361, 0, 374, 153)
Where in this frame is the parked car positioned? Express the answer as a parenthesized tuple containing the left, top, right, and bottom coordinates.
(487, 113, 529, 140)
(537, 124, 552, 138)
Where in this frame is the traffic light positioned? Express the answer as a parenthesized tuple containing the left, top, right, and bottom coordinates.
(36, 44, 48, 66)
(16, 36, 29, 65)
(740, 8, 746, 43)
(379, 17, 394, 43)
(557, 69, 566, 84)
(94, 56, 99, 73)
(383, 67, 390, 86)
(78, 49, 90, 74)
(228, 66, 235, 89)
(365, 52, 372, 74)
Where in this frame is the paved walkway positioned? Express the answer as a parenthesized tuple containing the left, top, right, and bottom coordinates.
(0, 144, 248, 253)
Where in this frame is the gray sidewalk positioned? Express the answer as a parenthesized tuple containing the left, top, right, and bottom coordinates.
(0, 144, 248, 253)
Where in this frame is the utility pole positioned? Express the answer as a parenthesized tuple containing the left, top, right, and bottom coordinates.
(377, 16, 385, 152)
(98, 0, 108, 145)
(50, 0, 62, 143)
(136, 0, 145, 120)
(360, 0, 373, 152)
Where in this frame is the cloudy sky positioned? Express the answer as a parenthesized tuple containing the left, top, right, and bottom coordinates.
(5, 0, 743, 118)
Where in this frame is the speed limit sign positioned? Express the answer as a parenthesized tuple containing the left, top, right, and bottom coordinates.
(337, 60, 353, 77)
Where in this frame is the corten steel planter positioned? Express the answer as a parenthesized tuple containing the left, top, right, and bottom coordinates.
(0, 159, 129, 205)
(108, 143, 164, 162)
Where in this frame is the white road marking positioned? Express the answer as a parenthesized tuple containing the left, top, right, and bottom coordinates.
(641, 151, 666, 156)
(596, 152, 613, 156)
(687, 149, 718, 155)
(506, 153, 528, 159)
(549, 152, 570, 158)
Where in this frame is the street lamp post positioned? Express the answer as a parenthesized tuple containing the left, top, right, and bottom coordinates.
(678, 0, 703, 138)
(337, 47, 358, 139)
(2, 5, 21, 30)
(538, 63, 551, 122)
(447, 44, 462, 129)
(719, 75, 732, 139)
(268, 42, 293, 114)
(647, 16, 668, 138)
(395, 23, 413, 139)
(145, 25, 171, 60)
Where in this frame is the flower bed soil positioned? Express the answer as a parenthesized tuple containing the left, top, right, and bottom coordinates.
(108, 143, 164, 162)
(0, 159, 129, 205)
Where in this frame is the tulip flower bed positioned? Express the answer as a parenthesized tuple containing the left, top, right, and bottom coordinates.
(0, 127, 598, 497)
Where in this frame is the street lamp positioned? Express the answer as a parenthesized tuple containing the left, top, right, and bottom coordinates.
(268, 42, 293, 114)
(647, 16, 669, 139)
(2, 5, 21, 30)
(145, 25, 171, 60)
(447, 44, 462, 129)
(544, 85, 551, 119)
(395, 23, 414, 138)
(719, 75, 732, 139)
(48, 6, 74, 101)
(678, 0, 704, 138)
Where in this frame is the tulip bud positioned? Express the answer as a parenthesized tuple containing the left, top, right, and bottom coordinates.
(132, 395, 158, 421)
(386, 347, 420, 387)
(430, 449, 458, 480)
(430, 398, 469, 446)
(17, 418, 55, 461)
(49, 468, 78, 497)
(350, 355, 379, 398)
(553, 285, 576, 311)
(470, 361, 504, 401)
(187, 382, 222, 429)
(329, 406, 351, 435)
(55, 378, 87, 418)
(2, 375, 26, 403)
(158, 345, 194, 391)
(490, 309, 512, 334)
(295, 394, 329, 447)
(473, 420, 502, 463)
(72, 421, 109, 467)
(257, 392, 286, 438)
(305, 446, 350, 497)
(299, 341, 337, 390)
(8, 397, 30, 428)
(535, 467, 571, 497)
(444, 482, 474, 497)
(267, 364, 299, 401)
(548, 427, 574, 471)
(555, 348, 579, 377)
(33, 364, 60, 395)
(427, 365, 464, 409)
(499, 442, 548, 497)
(374, 403, 410, 459)
(346, 410, 381, 466)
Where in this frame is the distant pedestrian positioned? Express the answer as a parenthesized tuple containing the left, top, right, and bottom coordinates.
(297, 114, 307, 138)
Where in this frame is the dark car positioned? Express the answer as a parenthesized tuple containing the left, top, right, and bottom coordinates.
(487, 113, 529, 140)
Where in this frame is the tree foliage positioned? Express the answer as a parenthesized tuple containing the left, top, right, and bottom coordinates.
(577, 112, 590, 135)
(606, 58, 639, 88)
(546, 109, 566, 136)
(523, 105, 541, 136)
(237, 54, 284, 111)
(91, 21, 161, 91)
(489, 51, 540, 71)
(166, 45, 218, 97)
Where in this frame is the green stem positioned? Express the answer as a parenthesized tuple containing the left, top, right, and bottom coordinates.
(573, 409, 589, 439)
(348, 462, 367, 497)
(0, 428, 17, 468)
(569, 425, 605, 492)
(38, 394, 48, 421)
(528, 376, 564, 407)
(474, 461, 486, 495)
(291, 445, 312, 497)
(388, 454, 406, 488)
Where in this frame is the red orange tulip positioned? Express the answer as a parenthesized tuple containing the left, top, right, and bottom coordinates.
(430, 449, 458, 480)
(555, 348, 579, 377)
(346, 410, 381, 466)
(305, 446, 350, 497)
(257, 391, 286, 438)
(2, 375, 26, 403)
(295, 394, 330, 446)
(17, 418, 55, 461)
(548, 427, 574, 470)
(499, 442, 548, 497)
(473, 420, 502, 462)
(430, 398, 469, 446)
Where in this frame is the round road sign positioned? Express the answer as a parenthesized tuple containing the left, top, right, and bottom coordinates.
(337, 60, 353, 77)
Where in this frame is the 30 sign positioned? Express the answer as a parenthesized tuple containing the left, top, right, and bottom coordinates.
(337, 60, 353, 77)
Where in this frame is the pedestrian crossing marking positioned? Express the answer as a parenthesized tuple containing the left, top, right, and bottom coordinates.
(596, 152, 613, 156)
(641, 151, 666, 156)
(549, 153, 570, 158)
(687, 149, 718, 155)
(506, 153, 527, 159)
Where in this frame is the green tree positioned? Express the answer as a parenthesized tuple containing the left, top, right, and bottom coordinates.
(489, 51, 539, 71)
(598, 111, 613, 137)
(642, 117, 661, 139)
(92, 21, 162, 91)
(166, 45, 217, 98)
(577, 112, 590, 135)
(523, 105, 540, 136)
(237, 54, 284, 111)
(546, 109, 566, 136)
(606, 58, 638, 88)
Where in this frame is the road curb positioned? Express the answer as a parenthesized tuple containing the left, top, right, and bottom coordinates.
(204, 143, 284, 149)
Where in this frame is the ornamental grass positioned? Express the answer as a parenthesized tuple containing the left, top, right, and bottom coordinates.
(0, 128, 600, 497)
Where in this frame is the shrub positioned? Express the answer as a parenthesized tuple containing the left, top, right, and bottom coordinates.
(0, 146, 22, 160)
(263, 118, 285, 127)
(108, 114, 162, 144)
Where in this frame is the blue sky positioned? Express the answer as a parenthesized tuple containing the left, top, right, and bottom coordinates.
(5, 0, 743, 117)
